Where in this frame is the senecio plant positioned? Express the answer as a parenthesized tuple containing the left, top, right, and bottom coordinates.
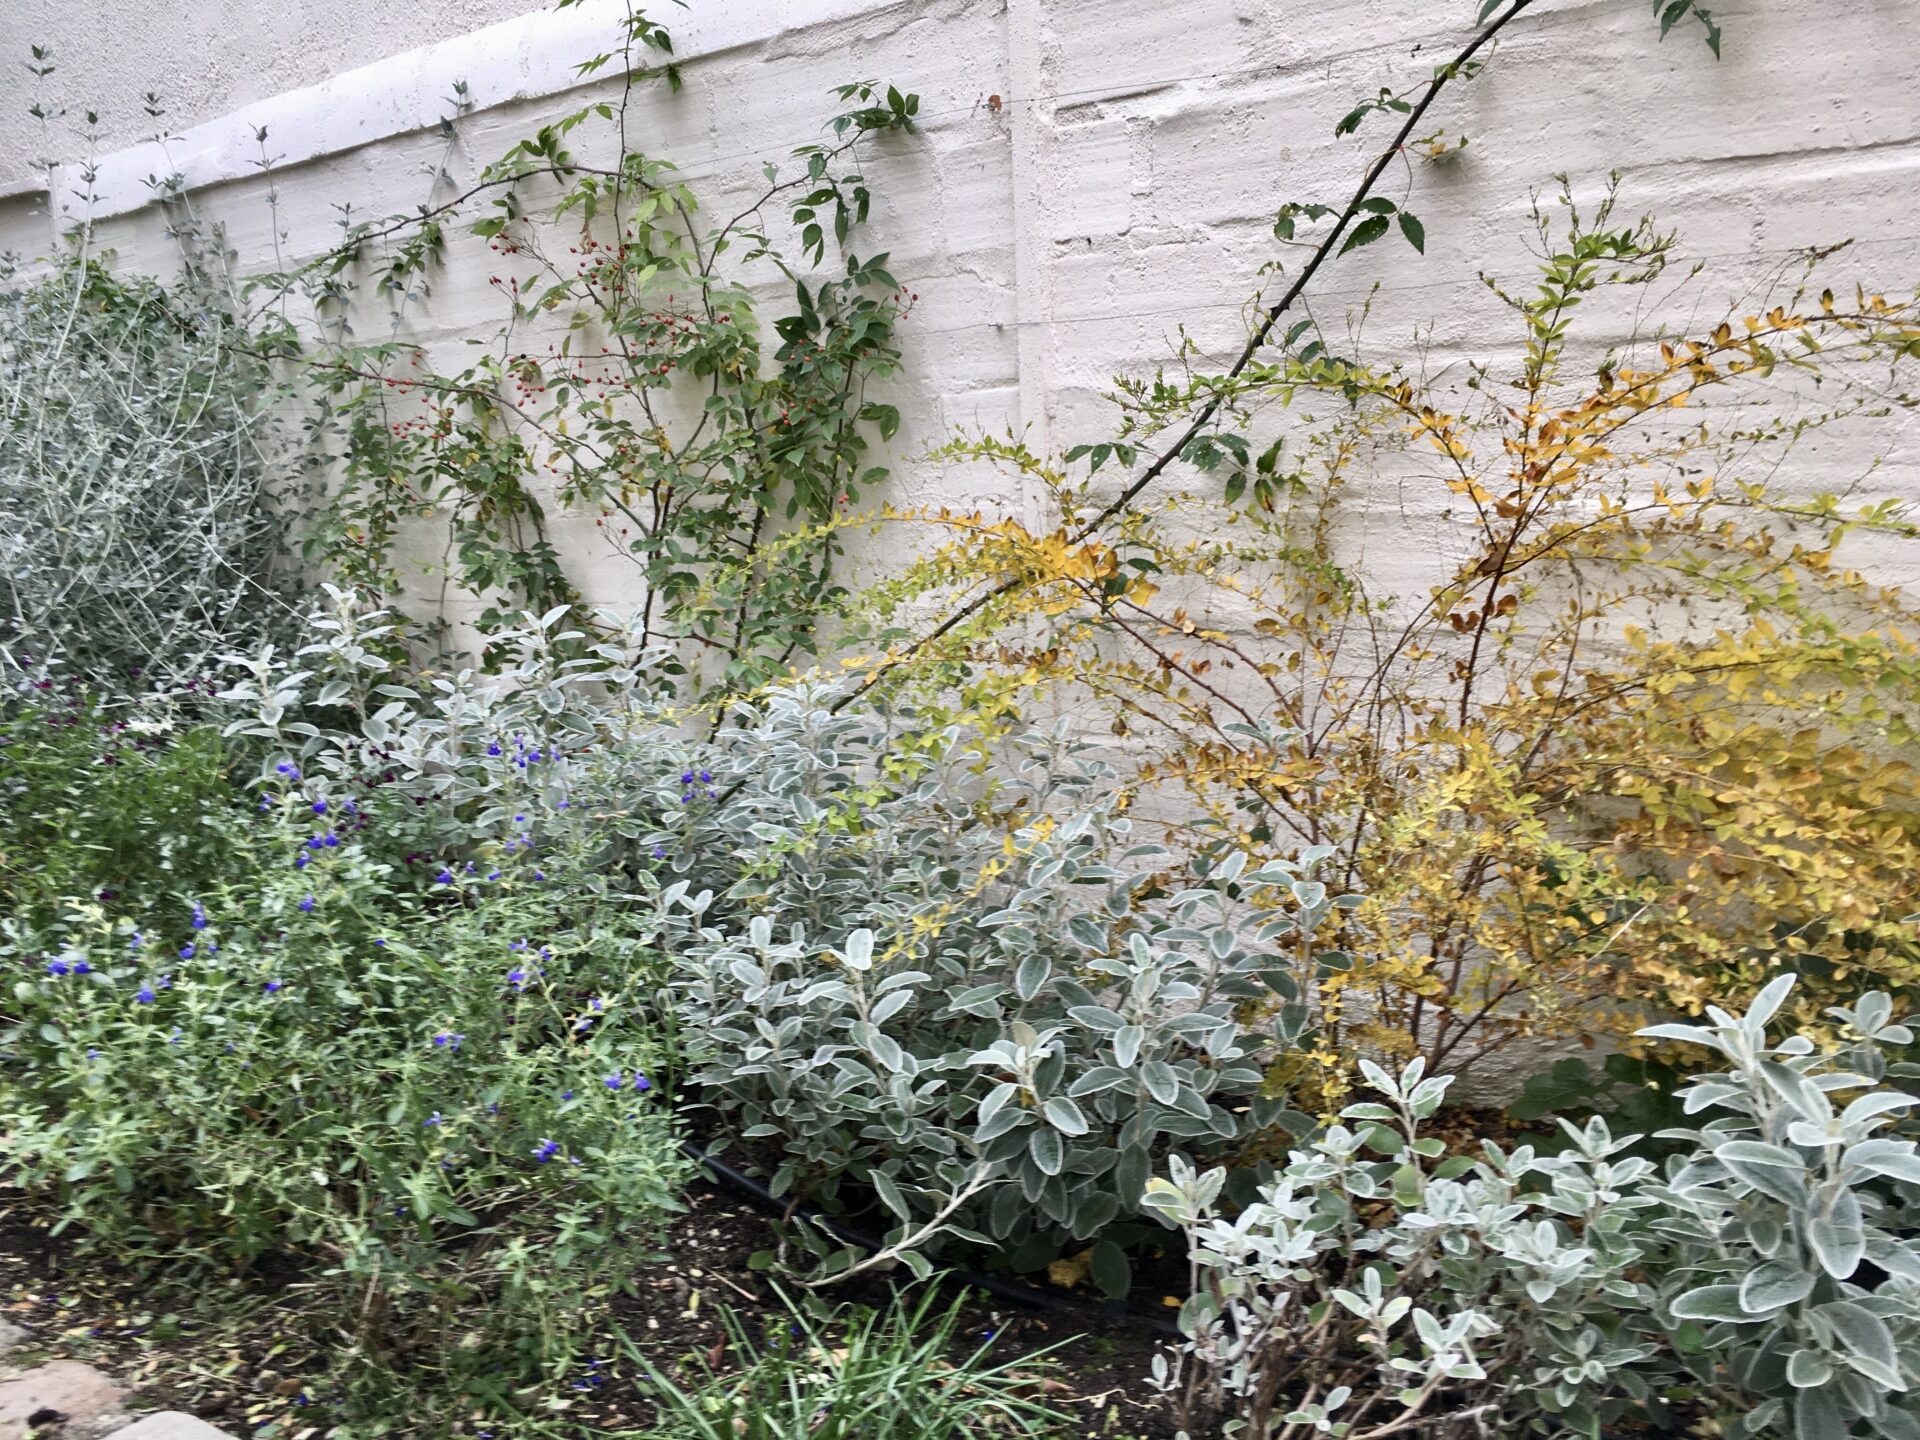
(1142, 974, 1920, 1440)
(662, 706, 1347, 1289)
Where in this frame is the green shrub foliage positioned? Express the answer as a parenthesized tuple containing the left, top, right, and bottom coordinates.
(1143, 977, 1920, 1440)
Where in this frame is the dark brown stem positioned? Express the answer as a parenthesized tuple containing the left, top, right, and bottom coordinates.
(837, 0, 1536, 711)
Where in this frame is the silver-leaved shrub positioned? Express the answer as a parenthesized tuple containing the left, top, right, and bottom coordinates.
(657, 693, 1345, 1287)
(211, 591, 1342, 1286)
(0, 255, 294, 687)
(1142, 975, 1920, 1440)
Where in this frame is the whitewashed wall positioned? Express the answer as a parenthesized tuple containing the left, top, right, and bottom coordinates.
(4, 0, 1917, 612)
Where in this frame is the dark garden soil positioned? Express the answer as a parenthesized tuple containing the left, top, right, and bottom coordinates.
(0, 1178, 1182, 1440)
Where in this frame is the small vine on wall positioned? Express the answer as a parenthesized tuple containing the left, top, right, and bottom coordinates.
(255, 5, 918, 694)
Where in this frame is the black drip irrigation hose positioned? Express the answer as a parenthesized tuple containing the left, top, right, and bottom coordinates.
(680, 1136, 1185, 1339)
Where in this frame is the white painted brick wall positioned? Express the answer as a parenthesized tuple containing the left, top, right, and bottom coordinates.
(4, 0, 1914, 557)
(0, 0, 1912, 645)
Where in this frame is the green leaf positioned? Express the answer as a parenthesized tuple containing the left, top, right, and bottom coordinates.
(1739, 1260, 1814, 1314)
(1397, 211, 1426, 253)
(1818, 1300, 1901, 1388)
(1793, 1385, 1845, 1440)
(872, 1170, 912, 1222)
(1014, 953, 1051, 1001)
(1809, 1209, 1866, 1279)
(1671, 1284, 1759, 1323)
(1029, 1127, 1064, 1176)
(1785, 1349, 1831, 1390)
(1043, 1097, 1090, 1136)
(1338, 214, 1391, 256)
(1390, 1162, 1422, 1206)
(1142, 1061, 1180, 1106)
(1090, 1240, 1131, 1299)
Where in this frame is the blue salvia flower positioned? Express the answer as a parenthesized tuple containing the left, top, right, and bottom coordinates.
(73, 960, 92, 975)
(532, 1138, 559, 1163)
(179, 942, 196, 960)
(276, 761, 298, 777)
(298, 896, 316, 913)
(45, 958, 70, 977)
(311, 799, 328, 816)
(264, 979, 283, 993)
(190, 903, 208, 931)
(306, 836, 325, 851)
(295, 853, 310, 870)
(506, 967, 529, 991)
(423, 1113, 443, 1128)
(604, 1071, 624, 1091)
(634, 1074, 652, 1093)
(435, 868, 455, 885)
(323, 833, 339, 849)
(134, 984, 156, 1004)
(128, 932, 142, 951)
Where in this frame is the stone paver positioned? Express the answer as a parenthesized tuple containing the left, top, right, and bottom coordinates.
(0, 1359, 127, 1439)
(104, 1415, 232, 1440)
(0, 1322, 236, 1440)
